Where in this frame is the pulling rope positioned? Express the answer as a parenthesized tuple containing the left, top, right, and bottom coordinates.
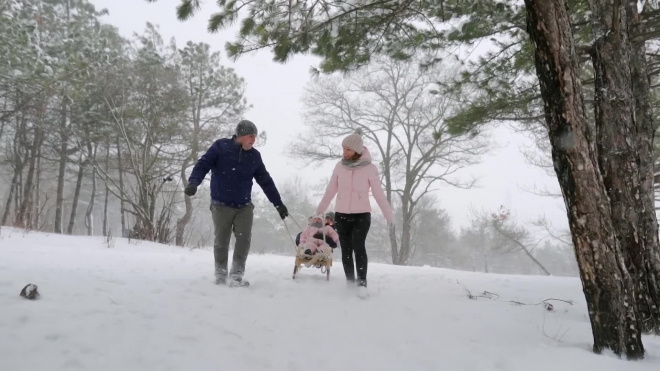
(282, 218, 300, 253)
(288, 215, 305, 231)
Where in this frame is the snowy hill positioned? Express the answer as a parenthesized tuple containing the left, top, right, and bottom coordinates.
(1, 228, 659, 371)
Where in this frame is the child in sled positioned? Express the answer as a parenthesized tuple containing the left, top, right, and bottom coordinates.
(299, 215, 339, 257)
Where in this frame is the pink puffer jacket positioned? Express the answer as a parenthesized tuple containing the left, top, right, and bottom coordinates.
(316, 146, 394, 223)
(300, 225, 339, 245)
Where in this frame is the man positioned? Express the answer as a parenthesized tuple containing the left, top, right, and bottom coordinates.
(185, 120, 289, 287)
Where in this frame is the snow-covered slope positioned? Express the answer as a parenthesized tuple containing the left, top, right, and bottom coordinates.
(1, 227, 658, 371)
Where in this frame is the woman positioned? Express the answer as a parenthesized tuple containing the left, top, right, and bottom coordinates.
(316, 128, 394, 288)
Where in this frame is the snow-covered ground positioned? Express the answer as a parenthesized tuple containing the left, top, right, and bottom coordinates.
(1, 227, 659, 371)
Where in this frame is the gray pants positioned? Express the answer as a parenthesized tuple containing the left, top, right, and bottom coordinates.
(210, 203, 254, 279)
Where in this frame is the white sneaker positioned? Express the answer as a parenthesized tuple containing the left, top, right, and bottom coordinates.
(229, 277, 250, 288)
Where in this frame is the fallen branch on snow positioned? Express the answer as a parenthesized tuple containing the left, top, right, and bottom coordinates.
(508, 298, 574, 311)
(459, 282, 573, 311)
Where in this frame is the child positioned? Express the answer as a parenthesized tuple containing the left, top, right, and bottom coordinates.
(295, 216, 312, 246)
(300, 215, 339, 255)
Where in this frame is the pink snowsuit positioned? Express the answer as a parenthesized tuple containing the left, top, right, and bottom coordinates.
(300, 224, 339, 254)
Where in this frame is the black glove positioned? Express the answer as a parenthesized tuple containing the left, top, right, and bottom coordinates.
(275, 204, 289, 220)
(184, 183, 198, 196)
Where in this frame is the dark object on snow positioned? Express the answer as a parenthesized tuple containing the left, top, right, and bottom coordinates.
(20, 283, 39, 300)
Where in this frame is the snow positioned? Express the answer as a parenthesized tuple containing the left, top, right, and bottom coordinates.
(1, 227, 659, 371)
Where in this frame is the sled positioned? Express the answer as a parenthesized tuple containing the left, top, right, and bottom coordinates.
(292, 245, 333, 281)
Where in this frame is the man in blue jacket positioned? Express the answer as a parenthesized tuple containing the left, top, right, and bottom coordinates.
(185, 120, 289, 287)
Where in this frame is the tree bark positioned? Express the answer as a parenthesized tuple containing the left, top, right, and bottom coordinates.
(175, 157, 192, 246)
(2, 126, 25, 225)
(382, 129, 399, 265)
(1, 169, 20, 226)
(398, 201, 413, 265)
(480, 226, 489, 273)
(102, 138, 110, 237)
(34, 137, 42, 230)
(624, 1, 660, 334)
(67, 162, 85, 235)
(524, 0, 644, 359)
(54, 96, 68, 234)
(85, 144, 98, 236)
(16, 126, 43, 228)
(116, 137, 127, 237)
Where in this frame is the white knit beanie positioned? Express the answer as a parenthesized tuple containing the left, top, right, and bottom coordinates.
(342, 128, 364, 154)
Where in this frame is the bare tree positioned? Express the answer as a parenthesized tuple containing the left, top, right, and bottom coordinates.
(293, 56, 487, 265)
(89, 24, 189, 243)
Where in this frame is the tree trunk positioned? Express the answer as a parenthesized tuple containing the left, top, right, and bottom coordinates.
(523, 0, 644, 359)
(1, 170, 20, 226)
(102, 138, 110, 237)
(175, 157, 192, 246)
(54, 97, 68, 234)
(2, 126, 24, 226)
(382, 131, 399, 265)
(0, 103, 6, 141)
(388, 225, 399, 264)
(516, 238, 551, 275)
(624, 1, 660, 334)
(67, 162, 85, 235)
(85, 144, 98, 236)
(480, 228, 489, 273)
(116, 137, 127, 237)
(34, 140, 42, 229)
(16, 126, 43, 228)
(398, 207, 413, 265)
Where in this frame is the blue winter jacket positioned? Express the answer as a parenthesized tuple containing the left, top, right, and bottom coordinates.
(188, 136, 283, 208)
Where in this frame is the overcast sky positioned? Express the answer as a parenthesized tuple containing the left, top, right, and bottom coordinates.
(90, 0, 568, 233)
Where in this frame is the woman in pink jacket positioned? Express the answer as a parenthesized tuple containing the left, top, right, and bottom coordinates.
(316, 129, 394, 288)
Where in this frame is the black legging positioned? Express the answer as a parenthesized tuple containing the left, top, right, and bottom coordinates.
(335, 212, 371, 282)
